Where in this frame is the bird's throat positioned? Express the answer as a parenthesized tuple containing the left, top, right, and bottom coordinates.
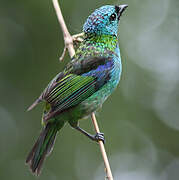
(85, 34, 118, 51)
(75, 34, 118, 58)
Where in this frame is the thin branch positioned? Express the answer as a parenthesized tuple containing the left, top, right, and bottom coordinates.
(52, 0, 75, 57)
(52, 1, 114, 180)
(59, 46, 67, 61)
(59, 32, 84, 61)
(91, 113, 113, 180)
(72, 32, 84, 42)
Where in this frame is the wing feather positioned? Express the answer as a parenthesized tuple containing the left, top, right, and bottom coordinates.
(28, 55, 114, 121)
(43, 74, 97, 121)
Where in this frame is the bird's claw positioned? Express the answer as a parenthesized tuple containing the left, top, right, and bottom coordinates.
(94, 132, 105, 144)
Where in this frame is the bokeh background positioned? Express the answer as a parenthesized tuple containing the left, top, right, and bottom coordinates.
(0, 0, 179, 179)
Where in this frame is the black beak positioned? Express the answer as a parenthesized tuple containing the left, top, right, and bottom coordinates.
(115, 4, 128, 19)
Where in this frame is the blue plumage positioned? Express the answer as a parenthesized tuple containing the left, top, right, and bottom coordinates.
(83, 5, 119, 35)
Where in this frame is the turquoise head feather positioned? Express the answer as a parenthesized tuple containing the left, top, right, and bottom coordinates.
(83, 5, 128, 36)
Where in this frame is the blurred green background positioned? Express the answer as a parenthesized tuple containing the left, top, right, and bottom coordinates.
(0, 0, 179, 179)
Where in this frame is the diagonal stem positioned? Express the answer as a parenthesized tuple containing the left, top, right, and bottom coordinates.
(91, 113, 113, 180)
(52, 0, 75, 57)
(52, 1, 114, 180)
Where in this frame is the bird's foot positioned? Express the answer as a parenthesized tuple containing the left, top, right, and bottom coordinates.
(93, 132, 105, 144)
(72, 125, 105, 144)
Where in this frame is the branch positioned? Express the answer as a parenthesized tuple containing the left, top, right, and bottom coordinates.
(52, 0, 75, 57)
(52, 1, 114, 180)
(91, 113, 114, 180)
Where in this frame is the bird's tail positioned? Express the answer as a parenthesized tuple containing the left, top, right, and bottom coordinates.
(26, 123, 59, 176)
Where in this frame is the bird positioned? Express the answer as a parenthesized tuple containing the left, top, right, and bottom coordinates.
(26, 4, 128, 175)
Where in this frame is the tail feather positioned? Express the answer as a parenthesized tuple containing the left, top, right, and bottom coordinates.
(26, 123, 58, 176)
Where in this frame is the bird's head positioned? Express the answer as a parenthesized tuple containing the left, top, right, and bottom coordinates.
(83, 5, 128, 36)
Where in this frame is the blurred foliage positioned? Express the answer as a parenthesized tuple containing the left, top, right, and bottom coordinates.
(0, 0, 179, 180)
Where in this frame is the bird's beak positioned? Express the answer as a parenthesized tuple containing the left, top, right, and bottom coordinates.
(116, 4, 128, 20)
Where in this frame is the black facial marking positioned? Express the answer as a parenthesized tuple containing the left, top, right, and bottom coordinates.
(115, 6, 120, 15)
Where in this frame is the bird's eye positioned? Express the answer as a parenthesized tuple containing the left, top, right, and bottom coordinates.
(109, 13, 116, 21)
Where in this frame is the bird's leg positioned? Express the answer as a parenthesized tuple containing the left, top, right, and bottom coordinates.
(73, 126, 105, 144)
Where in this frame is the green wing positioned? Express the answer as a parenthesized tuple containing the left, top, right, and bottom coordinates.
(42, 73, 97, 121)
(27, 55, 113, 122)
